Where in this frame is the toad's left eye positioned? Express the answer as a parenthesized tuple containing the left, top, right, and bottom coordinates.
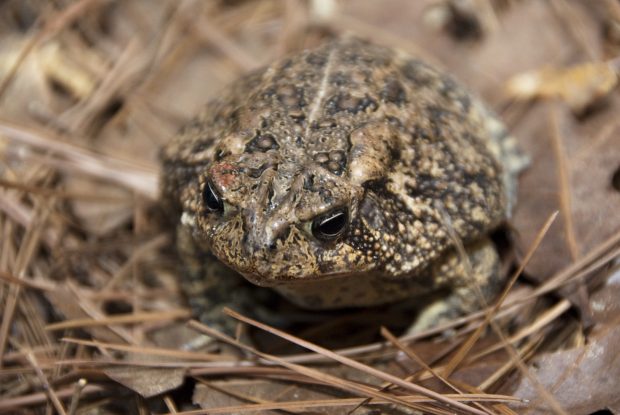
(203, 180, 224, 213)
(312, 208, 348, 241)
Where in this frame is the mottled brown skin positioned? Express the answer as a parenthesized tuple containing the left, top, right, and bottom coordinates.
(161, 37, 526, 329)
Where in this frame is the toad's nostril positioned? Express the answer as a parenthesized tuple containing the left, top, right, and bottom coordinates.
(275, 225, 291, 242)
(267, 185, 275, 207)
(249, 222, 292, 253)
(264, 223, 291, 251)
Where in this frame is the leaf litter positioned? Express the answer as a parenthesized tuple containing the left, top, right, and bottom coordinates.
(1, 0, 620, 414)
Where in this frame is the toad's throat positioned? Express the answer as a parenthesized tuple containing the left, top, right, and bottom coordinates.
(269, 270, 433, 309)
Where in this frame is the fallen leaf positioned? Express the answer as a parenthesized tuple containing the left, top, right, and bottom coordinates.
(64, 176, 134, 236)
(506, 62, 618, 113)
(510, 270, 620, 414)
(105, 366, 185, 398)
(511, 98, 620, 281)
(45, 286, 126, 344)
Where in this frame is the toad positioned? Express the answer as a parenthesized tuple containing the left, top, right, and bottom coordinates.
(161, 37, 526, 331)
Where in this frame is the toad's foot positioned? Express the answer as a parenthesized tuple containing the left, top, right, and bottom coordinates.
(407, 237, 503, 334)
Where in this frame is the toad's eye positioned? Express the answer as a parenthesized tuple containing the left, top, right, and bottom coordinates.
(203, 181, 224, 213)
(312, 208, 348, 241)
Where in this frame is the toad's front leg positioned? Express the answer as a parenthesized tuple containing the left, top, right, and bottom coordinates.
(176, 226, 280, 335)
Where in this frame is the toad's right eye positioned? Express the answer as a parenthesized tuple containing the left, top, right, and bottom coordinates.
(203, 181, 224, 213)
(311, 207, 349, 242)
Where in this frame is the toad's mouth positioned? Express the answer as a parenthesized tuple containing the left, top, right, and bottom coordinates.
(238, 268, 358, 287)
(210, 239, 375, 287)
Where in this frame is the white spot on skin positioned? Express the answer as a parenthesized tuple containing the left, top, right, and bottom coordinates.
(181, 212, 196, 227)
(471, 206, 486, 222)
(388, 172, 438, 219)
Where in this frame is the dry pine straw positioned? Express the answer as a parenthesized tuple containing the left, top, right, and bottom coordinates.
(1, 1, 619, 414)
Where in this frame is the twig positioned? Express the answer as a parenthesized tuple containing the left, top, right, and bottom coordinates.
(441, 212, 558, 377)
(188, 319, 452, 415)
(46, 309, 190, 331)
(25, 351, 67, 415)
(61, 337, 231, 362)
(67, 379, 87, 415)
(221, 310, 492, 415)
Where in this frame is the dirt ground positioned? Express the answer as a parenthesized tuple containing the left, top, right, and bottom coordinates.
(1, 1, 620, 414)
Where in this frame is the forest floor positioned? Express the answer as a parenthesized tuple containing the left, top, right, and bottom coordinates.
(1, 1, 620, 414)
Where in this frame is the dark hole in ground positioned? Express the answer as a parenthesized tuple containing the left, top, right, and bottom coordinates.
(103, 299, 133, 315)
(48, 77, 74, 101)
(87, 96, 126, 136)
(445, 3, 483, 40)
(101, 97, 125, 122)
(250, 291, 448, 355)
(611, 165, 620, 192)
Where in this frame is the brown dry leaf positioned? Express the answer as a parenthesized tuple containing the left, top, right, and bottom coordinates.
(64, 176, 134, 235)
(589, 269, 620, 326)
(149, 321, 210, 351)
(506, 62, 618, 113)
(193, 379, 378, 415)
(105, 366, 185, 398)
(45, 286, 127, 344)
(340, 0, 599, 102)
(510, 271, 620, 414)
(511, 99, 620, 280)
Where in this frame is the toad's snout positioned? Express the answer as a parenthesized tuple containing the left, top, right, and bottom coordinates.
(241, 167, 307, 254)
(243, 213, 291, 253)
